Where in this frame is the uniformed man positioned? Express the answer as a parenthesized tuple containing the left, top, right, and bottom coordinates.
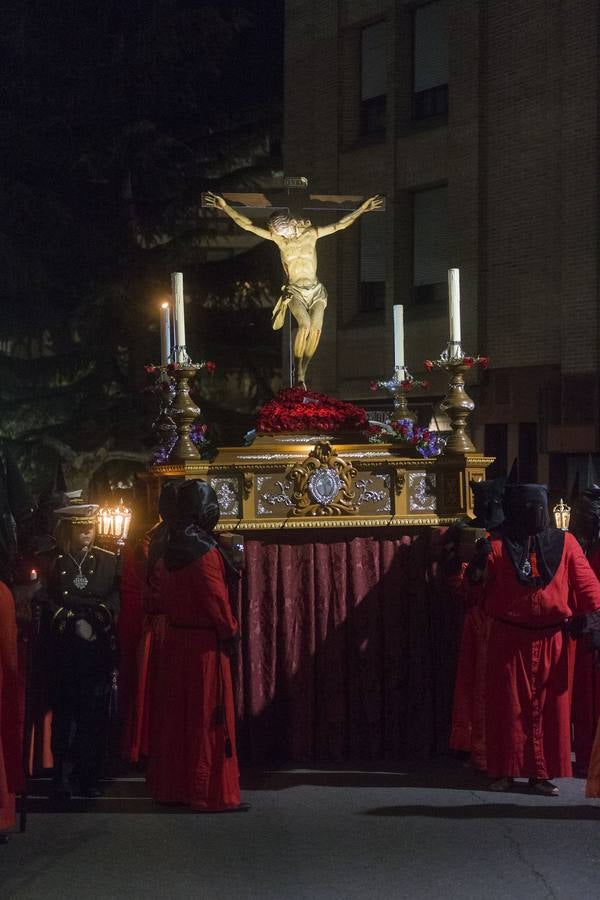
(46, 504, 119, 799)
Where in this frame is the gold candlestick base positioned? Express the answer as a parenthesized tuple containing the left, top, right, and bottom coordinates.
(390, 387, 414, 424)
(426, 346, 488, 455)
(439, 362, 476, 454)
(169, 365, 201, 461)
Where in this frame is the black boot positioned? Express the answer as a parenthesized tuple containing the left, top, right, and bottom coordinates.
(51, 757, 72, 802)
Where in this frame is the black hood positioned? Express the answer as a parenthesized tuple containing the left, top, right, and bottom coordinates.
(503, 484, 550, 536)
(164, 480, 220, 572)
(573, 486, 600, 545)
(501, 483, 563, 587)
(147, 478, 185, 578)
(471, 477, 506, 531)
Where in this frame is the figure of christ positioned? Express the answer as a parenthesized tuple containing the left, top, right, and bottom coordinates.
(203, 191, 384, 388)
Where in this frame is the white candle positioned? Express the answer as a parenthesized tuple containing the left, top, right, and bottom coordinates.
(160, 302, 171, 366)
(393, 304, 405, 371)
(171, 272, 186, 361)
(448, 268, 461, 343)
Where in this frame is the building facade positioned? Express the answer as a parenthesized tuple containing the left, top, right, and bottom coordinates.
(283, 0, 600, 490)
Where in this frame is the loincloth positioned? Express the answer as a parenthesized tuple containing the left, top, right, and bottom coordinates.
(271, 281, 328, 330)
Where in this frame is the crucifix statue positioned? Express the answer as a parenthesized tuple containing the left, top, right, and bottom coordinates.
(202, 180, 384, 388)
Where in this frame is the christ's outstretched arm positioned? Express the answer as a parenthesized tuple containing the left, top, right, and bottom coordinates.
(203, 192, 274, 240)
(315, 195, 384, 238)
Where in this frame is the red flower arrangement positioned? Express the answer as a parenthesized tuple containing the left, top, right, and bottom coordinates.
(257, 388, 368, 434)
(423, 354, 489, 372)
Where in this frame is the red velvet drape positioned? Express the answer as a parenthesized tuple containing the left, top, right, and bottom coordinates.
(230, 529, 461, 765)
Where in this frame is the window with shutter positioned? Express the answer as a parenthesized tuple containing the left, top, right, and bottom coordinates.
(360, 21, 387, 137)
(413, 186, 448, 302)
(360, 213, 386, 312)
(413, 1, 449, 121)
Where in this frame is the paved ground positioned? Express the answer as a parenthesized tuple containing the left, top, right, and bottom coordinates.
(2, 759, 600, 900)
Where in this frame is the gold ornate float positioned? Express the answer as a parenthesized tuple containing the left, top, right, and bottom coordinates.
(142, 433, 493, 532)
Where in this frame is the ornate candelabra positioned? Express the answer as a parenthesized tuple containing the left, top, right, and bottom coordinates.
(168, 363, 202, 461)
(425, 342, 489, 455)
(370, 367, 429, 424)
(145, 356, 215, 463)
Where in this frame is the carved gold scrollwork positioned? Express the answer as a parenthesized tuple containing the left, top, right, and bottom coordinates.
(243, 473, 253, 499)
(288, 441, 358, 517)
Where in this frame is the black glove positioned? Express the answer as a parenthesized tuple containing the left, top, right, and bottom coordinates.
(465, 537, 492, 583)
(474, 536, 492, 557)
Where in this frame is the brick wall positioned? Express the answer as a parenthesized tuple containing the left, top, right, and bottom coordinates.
(284, 0, 600, 454)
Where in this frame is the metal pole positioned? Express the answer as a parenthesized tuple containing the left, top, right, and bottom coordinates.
(288, 315, 294, 387)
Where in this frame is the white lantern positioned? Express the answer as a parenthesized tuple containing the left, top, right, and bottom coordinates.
(96, 498, 132, 547)
(553, 499, 571, 531)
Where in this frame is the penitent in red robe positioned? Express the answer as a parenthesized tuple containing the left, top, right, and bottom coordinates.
(0, 582, 24, 830)
(484, 532, 600, 780)
(448, 565, 490, 770)
(117, 541, 147, 761)
(571, 547, 600, 776)
(147, 548, 240, 810)
(128, 554, 168, 763)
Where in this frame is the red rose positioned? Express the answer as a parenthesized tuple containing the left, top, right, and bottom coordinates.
(204, 360, 217, 374)
(463, 357, 474, 368)
(424, 360, 434, 372)
(144, 364, 157, 374)
(256, 387, 368, 433)
(422, 380, 430, 390)
(401, 380, 412, 391)
(167, 362, 178, 372)
(478, 356, 489, 369)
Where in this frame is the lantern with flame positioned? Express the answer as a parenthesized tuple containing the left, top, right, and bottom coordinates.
(553, 498, 571, 531)
(96, 498, 132, 549)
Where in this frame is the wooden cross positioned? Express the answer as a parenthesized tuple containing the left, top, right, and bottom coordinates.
(201, 176, 386, 219)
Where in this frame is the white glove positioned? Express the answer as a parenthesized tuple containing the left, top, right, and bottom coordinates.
(74, 618, 95, 641)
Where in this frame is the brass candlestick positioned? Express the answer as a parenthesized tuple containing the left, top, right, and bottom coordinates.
(145, 357, 216, 464)
(169, 364, 202, 461)
(371, 367, 429, 424)
(439, 362, 476, 453)
(426, 343, 488, 455)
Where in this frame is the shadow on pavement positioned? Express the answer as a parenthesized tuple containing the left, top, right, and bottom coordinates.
(240, 759, 491, 791)
(364, 803, 600, 820)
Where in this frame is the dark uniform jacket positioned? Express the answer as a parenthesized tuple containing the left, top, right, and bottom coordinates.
(48, 546, 120, 630)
